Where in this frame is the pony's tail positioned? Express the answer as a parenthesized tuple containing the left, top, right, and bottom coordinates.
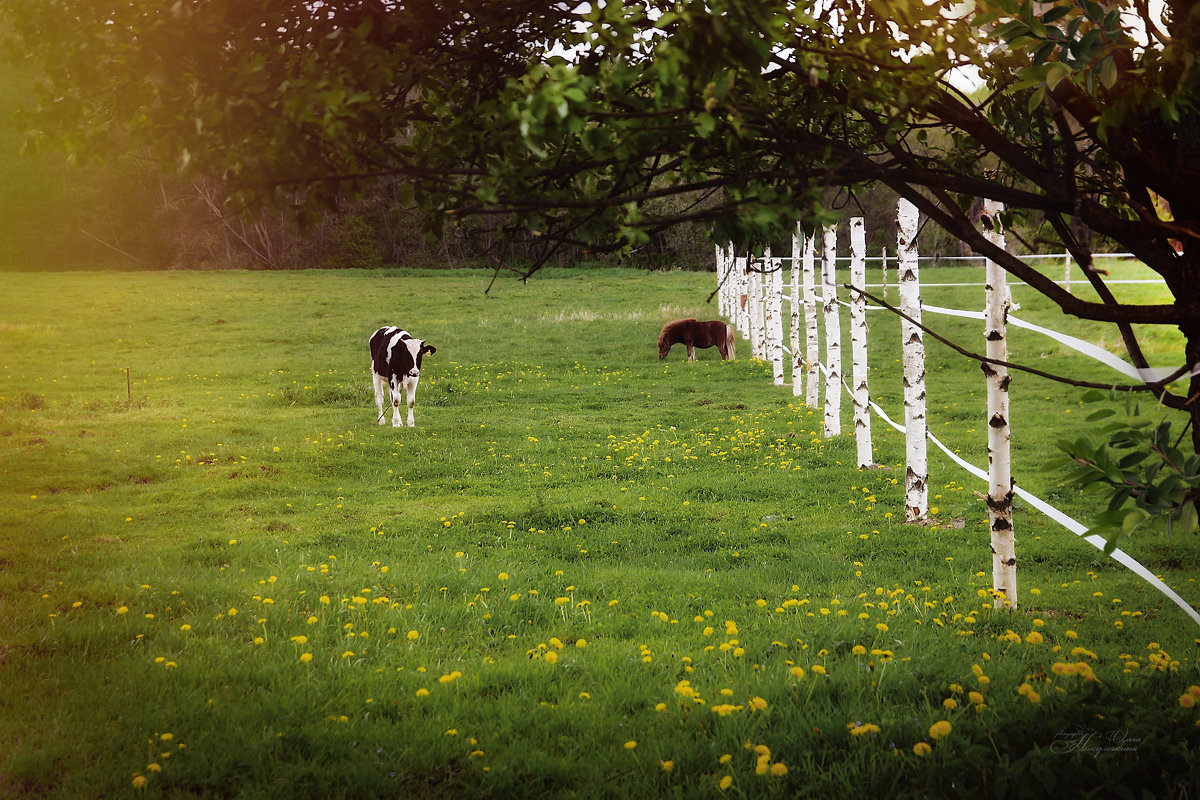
(725, 324, 736, 360)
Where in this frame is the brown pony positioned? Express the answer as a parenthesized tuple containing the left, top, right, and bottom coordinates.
(658, 319, 736, 361)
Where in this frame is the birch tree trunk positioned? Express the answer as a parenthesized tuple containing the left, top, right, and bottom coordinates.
(803, 234, 820, 409)
(791, 224, 804, 395)
(716, 244, 728, 317)
(849, 217, 873, 468)
(822, 224, 842, 437)
(983, 199, 1017, 609)
(898, 199, 928, 521)
(764, 248, 785, 384)
(880, 247, 888, 301)
(749, 258, 765, 361)
(735, 256, 750, 342)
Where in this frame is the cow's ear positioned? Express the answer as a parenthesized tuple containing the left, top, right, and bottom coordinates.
(422, 344, 436, 355)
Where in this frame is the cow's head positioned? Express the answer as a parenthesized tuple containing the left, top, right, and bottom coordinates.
(402, 339, 435, 378)
(416, 342, 436, 366)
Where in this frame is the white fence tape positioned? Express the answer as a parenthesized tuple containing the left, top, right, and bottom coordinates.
(778, 264, 1200, 627)
(841, 366, 1200, 627)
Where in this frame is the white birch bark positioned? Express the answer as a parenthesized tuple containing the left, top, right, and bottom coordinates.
(898, 199, 928, 521)
(790, 224, 804, 395)
(735, 256, 750, 342)
(849, 217, 873, 468)
(983, 199, 1017, 609)
(748, 258, 765, 361)
(822, 224, 842, 437)
(880, 246, 888, 301)
(716, 244, 727, 317)
(803, 234, 820, 409)
(765, 248, 785, 385)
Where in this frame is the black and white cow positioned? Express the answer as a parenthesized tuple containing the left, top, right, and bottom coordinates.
(370, 327, 436, 427)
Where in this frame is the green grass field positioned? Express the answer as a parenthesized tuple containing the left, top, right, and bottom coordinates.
(2, 265, 1198, 798)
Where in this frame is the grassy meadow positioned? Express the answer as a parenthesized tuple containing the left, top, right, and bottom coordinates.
(1, 264, 1198, 798)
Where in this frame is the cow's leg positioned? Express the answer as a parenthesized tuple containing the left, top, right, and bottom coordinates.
(373, 371, 389, 424)
(389, 381, 404, 427)
(403, 376, 419, 427)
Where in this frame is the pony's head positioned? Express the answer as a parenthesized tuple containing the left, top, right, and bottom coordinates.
(657, 332, 671, 359)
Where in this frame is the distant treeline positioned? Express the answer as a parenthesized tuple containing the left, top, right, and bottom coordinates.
(1, 61, 1108, 273)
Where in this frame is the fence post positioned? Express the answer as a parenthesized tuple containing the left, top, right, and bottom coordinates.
(790, 223, 804, 394)
(849, 217, 873, 468)
(716, 244, 727, 317)
(983, 199, 1017, 609)
(734, 256, 750, 344)
(749, 256, 766, 361)
(822, 224, 842, 437)
(764, 247, 785, 384)
(898, 199, 928, 521)
(880, 246, 888, 301)
(803, 233, 820, 409)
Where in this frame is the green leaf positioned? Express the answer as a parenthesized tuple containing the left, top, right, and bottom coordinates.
(1032, 40, 1057, 64)
(1178, 501, 1199, 536)
(1121, 508, 1149, 534)
(1041, 6, 1072, 24)
(1027, 86, 1045, 113)
(1099, 54, 1118, 89)
(1046, 62, 1072, 90)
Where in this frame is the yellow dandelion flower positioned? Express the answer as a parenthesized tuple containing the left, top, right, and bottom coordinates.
(624, 740, 637, 750)
(913, 742, 932, 756)
(719, 775, 733, 790)
(132, 775, 148, 789)
(660, 760, 674, 772)
(299, 652, 313, 663)
(770, 762, 788, 777)
(929, 720, 952, 739)
(544, 651, 558, 664)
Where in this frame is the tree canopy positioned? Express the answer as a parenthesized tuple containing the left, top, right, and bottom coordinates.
(7, 0, 1199, 510)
